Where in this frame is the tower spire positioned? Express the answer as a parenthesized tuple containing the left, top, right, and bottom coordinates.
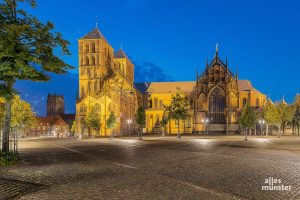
(215, 43, 219, 58)
(96, 16, 98, 28)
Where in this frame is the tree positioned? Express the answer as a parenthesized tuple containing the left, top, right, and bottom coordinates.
(263, 99, 275, 136)
(0, 0, 72, 152)
(164, 88, 189, 138)
(107, 111, 116, 137)
(70, 120, 76, 135)
(239, 103, 256, 141)
(265, 101, 281, 137)
(0, 96, 36, 133)
(160, 112, 169, 136)
(293, 94, 300, 135)
(84, 109, 101, 136)
(10, 96, 36, 132)
(135, 106, 145, 140)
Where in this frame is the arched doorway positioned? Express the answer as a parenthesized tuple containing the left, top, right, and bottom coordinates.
(209, 87, 226, 123)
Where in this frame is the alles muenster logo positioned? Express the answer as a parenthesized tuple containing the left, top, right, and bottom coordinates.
(262, 177, 291, 191)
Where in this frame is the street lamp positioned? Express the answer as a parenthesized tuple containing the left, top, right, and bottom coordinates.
(201, 118, 209, 136)
(259, 119, 265, 136)
(127, 119, 132, 138)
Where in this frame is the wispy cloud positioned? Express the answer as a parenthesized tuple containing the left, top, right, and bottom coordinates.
(133, 60, 174, 82)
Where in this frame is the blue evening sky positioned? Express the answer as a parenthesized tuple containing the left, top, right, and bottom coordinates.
(15, 0, 300, 115)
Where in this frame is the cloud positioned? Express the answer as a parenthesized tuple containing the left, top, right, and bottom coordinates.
(133, 60, 174, 82)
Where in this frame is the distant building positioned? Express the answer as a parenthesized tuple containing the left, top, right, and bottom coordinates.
(24, 94, 76, 138)
(47, 94, 64, 117)
(24, 116, 70, 138)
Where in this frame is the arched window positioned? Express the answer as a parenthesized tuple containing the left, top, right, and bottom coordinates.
(242, 98, 247, 108)
(255, 98, 260, 108)
(149, 99, 153, 108)
(86, 43, 89, 53)
(198, 93, 206, 111)
(91, 42, 95, 52)
(85, 56, 89, 66)
(94, 80, 98, 93)
(209, 87, 225, 123)
(154, 98, 158, 108)
(93, 103, 101, 113)
(159, 100, 163, 108)
(80, 104, 87, 113)
(91, 56, 96, 65)
(80, 68, 85, 75)
(81, 86, 85, 97)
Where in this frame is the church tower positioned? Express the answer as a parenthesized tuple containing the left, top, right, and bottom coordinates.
(114, 49, 134, 85)
(78, 26, 114, 98)
(47, 94, 64, 117)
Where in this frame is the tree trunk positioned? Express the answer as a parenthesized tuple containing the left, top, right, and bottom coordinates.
(2, 98, 12, 153)
(177, 120, 181, 139)
(266, 124, 269, 137)
(278, 126, 281, 138)
(244, 127, 248, 141)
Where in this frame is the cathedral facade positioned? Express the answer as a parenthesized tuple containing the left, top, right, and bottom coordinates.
(75, 26, 266, 136)
(136, 48, 266, 134)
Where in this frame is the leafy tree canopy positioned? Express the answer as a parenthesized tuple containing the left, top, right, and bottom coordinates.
(107, 111, 116, 129)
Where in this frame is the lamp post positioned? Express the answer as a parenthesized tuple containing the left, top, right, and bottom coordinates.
(259, 119, 265, 136)
(201, 118, 209, 136)
(127, 119, 132, 139)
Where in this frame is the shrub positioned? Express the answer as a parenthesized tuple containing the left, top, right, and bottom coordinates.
(0, 151, 20, 166)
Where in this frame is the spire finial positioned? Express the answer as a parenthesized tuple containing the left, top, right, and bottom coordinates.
(215, 43, 219, 58)
(121, 44, 123, 50)
(96, 16, 98, 28)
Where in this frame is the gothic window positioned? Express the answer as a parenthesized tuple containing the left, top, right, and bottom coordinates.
(149, 99, 153, 108)
(94, 81, 98, 93)
(80, 104, 87, 113)
(209, 87, 225, 123)
(255, 98, 260, 108)
(159, 100, 163, 108)
(81, 86, 85, 97)
(85, 56, 89, 66)
(81, 68, 85, 75)
(154, 98, 158, 108)
(91, 43, 95, 53)
(185, 117, 191, 128)
(242, 98, 247, 108)
(91, 56, 96, 65)
(93, 103, 101, 113)
(198, 93, 206, 111)
(86, 43, 89, 53)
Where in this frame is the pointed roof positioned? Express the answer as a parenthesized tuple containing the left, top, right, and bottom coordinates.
(114, 49, 129, 59)
(80, 27, 109, 44)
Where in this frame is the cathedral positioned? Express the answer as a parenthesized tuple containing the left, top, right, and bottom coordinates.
(75, 25, 266, 136)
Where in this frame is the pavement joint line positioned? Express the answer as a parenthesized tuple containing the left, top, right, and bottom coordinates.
(112, 162, 138, 169)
